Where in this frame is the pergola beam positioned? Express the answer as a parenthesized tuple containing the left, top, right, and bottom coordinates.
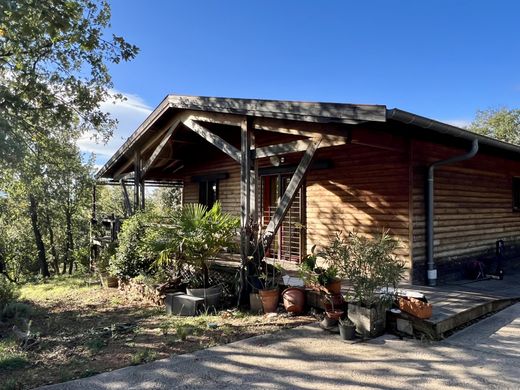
(261, 137, 323, 252)
(141, 119, 181, 177)
(182, 117, 242, 163)
(252, 135, 349, 159)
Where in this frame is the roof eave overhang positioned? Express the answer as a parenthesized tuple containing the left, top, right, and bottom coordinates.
(95, 95, 387, 179)
(387, 108, 520, 155)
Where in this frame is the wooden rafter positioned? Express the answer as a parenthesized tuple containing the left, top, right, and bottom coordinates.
(182, 117, 242, 163)
(253, 135, 349, 159)
(141, 119, 181, 177)
(261, 136, 323, 252)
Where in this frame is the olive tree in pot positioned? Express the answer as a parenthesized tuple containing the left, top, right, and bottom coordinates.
(152, 202, 239, 309)
(323, 231, 405, 338)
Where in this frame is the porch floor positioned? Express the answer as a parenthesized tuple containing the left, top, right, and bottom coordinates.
(211, 253, 520, 339)
(387, 268, 520, 339)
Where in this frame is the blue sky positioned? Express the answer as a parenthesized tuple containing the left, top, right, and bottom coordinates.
(86, 0, 520, 165)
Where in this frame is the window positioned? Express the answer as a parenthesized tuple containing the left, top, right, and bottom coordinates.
(192, 172, 228, 209)
(513, 177, 520, 211)
(199, 180, 218, 209)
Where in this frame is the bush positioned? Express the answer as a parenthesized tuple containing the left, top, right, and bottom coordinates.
(0, 276, 19, 312)
(1, 302, 32, 320)
(151, 202, 239, 288)
(111, 212, 155, 278)
(322, 231, 405, 307)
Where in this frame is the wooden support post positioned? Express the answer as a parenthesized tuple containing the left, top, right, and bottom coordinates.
(133, 151, 141, 211)
(120, 180, 133, 216)
(250, 123, 258, 235)
(140, 181, 145, 210)
(261, 137, 322, 253)
(238, 117, 252, 305)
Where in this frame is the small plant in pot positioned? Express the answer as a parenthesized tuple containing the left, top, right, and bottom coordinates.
(151, 202, 239, 309)
(323, 231, 405, 338)
(258, 261, 282, 313)
(298, 245, 341, 295)
(97, 242, 119, 288)
(338, 317, 356, 340)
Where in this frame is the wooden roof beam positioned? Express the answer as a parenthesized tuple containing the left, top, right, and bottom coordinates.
(253, 135, 349, 159)
(141, 118, 181, 178)
(182, 117, 242, 163)
(260, 137, 322, 252)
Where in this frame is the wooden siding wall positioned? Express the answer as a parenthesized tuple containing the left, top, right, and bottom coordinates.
(181, 155, 240, 216)
(305, 143, 412, 272)
(411, 140, 520, 283)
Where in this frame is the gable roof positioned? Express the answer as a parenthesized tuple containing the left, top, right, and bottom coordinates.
(96, 95, 520, 179)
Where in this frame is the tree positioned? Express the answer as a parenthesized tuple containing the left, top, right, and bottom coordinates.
(468, 108, 520, 145)
(0, 0, 138, 278)
(0, 0, 138, 166)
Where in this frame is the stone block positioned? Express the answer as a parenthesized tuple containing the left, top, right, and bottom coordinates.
(165, 293, 205, 316)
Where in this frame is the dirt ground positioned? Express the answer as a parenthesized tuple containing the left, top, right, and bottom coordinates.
(0, 277, 315, 390)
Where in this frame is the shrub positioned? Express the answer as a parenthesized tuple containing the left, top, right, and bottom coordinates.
(151, 202, 239, 288)
(322, 231, 405, 307)
(111, 212, 155, 278)
(1, 302, 32, 320)
(0, 276, 19, 312)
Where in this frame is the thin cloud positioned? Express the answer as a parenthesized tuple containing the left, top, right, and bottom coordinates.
(77, 89, 152, 163)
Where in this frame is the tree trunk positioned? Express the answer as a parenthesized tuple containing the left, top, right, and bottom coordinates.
(29, 194, 50, 277)
(66, 209, 74, 275)
(46, 214, 60, 275)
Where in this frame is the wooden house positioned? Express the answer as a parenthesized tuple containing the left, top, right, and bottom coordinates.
(96, 95, 520, 286)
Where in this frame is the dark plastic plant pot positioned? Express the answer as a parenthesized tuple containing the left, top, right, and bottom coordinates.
(339, 322, 356, 340)
(186, 286, 221, 309)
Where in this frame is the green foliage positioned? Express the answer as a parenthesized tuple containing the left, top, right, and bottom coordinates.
(130, 349, 157, 365)
(0, 0, 138, 281)
(111, 211, 155, 278)
(1, 302, 32, 320)
(298, 245, 338, 287)
(84, 337, 106, 353)
(469, 108, 520, 145)
(0, 0, 138, 166)
(0, 338, 29, 371)
(0, 276, 19, 311)
(151, 202, 239, 287)
(322, 231, 405, 307)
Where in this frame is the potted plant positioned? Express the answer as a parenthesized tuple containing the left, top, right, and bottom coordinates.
(258, 261, 282, 313)
(298, 245, 341, 294)
(323, 231, 405, 338)
(151, 202, 239, 309)
(98, 242, 119, 288)
(338, 317, 356, 340)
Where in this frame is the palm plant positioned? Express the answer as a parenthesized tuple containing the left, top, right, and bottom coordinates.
(151, 202, 239, 288)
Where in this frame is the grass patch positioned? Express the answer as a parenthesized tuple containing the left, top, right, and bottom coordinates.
(130, 349, 157, 365)
(19, 275, 96, 302)
(0, 339, 29, 371)
(84, 337, 107, 353)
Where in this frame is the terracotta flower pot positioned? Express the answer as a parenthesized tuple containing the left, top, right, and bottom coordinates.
(106, 276, 119, 288)
(325, 309, 344, 320)
(259, 288, 279, 313)
(282, 287, 305, 314)
(324, 279, 342, 295)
